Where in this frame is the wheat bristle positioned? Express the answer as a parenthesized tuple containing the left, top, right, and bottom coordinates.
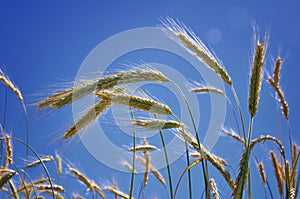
(26, 156, 54, 168)
(64, 99, 111, 140)
(189, 87, 224, 96)
(0, 69, 23, 101)
(37, 69, 169, 109)
(248, 41, 266, 117)
(96, 91, 172, 115)
(105, 186, 129, 199)
(209, 178, 220, 199)
(134, 119, 181, 130)
(5, 135, 13, 168)
(257, 162, 267, 188)
(270, 151, 284, 196)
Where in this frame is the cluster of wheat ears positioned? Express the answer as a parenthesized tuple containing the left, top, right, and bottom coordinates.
(0, 18, 298, 199)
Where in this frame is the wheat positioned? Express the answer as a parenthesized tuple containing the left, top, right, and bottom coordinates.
(73, 193, 84, 199)
(37, 69, 169, 109)
(96, 91, 172, 115)
(250, 135, 284, 154)
(5, 134, 13, 168)
(105, 186, 129, 199)
(0, 69, 23, 101)
(189, 87, 224, 96)
(69, 168, 93, 191)
(134, 119, 181, 130)
(137, 156, 166, 186)
(270, 151, 284, 196)
(64, 99, 111, 140)
(248, 41, 266, 117)
(113, 180, 118, 199)
(130, 145, 157, 152)
(42, 190, 64, 199)
(161, 17, 232, 85)
(257, 162, 267, 188)
(123, 161, 137, 174)
(35, 184, 65, 193)
(56, 154, 62, 175)
(289, 188, 296, 199)
(224, 131, 245, 144)
(273, 57, 282, 84)
(8, 180, 19, 199)
(209, 178, 220, 199)
(90, 181, 106, 199)
(26, 156, 54, 168)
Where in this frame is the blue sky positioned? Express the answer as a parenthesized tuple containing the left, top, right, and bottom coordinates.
(1, 1, 300, 198)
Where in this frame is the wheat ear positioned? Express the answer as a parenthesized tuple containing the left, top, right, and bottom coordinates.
(209, 178, 220, 199)
(96, 91, 172, 115)
(73, 193, 84, 199)
(5, 135, 13, 168)
(134, 119, 181, 130)
(26, 156, 54, 168)
(248, 41, 266, 117)
(257, 162, 267, 188)
(0, 69, 23, 101)
(56, 154, 62, 175)
(189, 87, 224, 96)
(105, 186, 129, 199)
(64, 99, 111, 140)
(161, 18, 232, 85)
(270, 151, 284, 196)
(42, 190, 64, 199)
(38, 69, 169, 109)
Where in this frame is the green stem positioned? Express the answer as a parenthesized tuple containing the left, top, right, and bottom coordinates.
(129, 107, 136, 199)
(185, 142, 192, 199)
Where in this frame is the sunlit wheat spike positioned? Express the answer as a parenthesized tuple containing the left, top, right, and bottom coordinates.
(142, 139, 150, 187)
(113, 180, 118, 199)
(0, 69, 23, 101)
(73, 193, 84, 199)
(189, 87, 224, 96)
(292, 143, 298, 166)
(285, 161, 290, 183)
(56, 154, 62, 175)
(289, 188, 296, 199)
(105, 186, 129, 199)
(257, 162, 267, 188)
(209, 178, 220, 199)
(26, 156, 54, 168)
(17, 175, 51, 193)
(250, 135, 284, 154)
(90, 181, 106, 199)
(8, 180, 19, 199)
(37, 69, 169, 109)
(178, 127, 227, 166)
(123, 161, 137, 174)
(161, 17, 232, 85)
(0, 171, 15, 189)
(130, 145, 157, 152)
(270, 151, 284, 196)
(96, 91, 172, 115)
(42, 190, 64, 199)
(190, 152, 203, 159)
(273, 57, 282, 84)
(134, 119, 181, 130)
(69, 168, 93, 191)
(63, 99, 111, 140)
(35, 184, 65, 193)
(224, 131, 245, 145)
(5, 134, 13, 168)
(248, 41, 266, 117)
(137, 156, 166, 186)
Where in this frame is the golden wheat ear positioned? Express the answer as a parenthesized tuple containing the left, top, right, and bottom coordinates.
(0, 69, 23, 101)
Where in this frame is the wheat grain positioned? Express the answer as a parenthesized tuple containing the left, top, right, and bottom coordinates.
(0, 69, 23, 101)
(37, 69, 169, 109)
(134, 119, 181, 130)
(257, 162, 267, 188)
(26, 156, 54, 168)
(64, 99, 111, 140)
(161, 18, 232, 85)
(248, 41, 266, 117)
(96, 91, 172, 115)
(105, 186, 129, 199)
(270, 151, 284, 196)
(209, 178, 220, 199)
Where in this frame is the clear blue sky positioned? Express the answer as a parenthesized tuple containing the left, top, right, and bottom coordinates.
(1, 1, 300, 198)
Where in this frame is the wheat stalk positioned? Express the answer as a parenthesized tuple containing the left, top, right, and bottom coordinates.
(64, 99, 111, 140)
(96, 91, 172, 115)
(0, 69, 23, 101)
(38, 69, 169, 109)
(8, 180, 19, 199)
